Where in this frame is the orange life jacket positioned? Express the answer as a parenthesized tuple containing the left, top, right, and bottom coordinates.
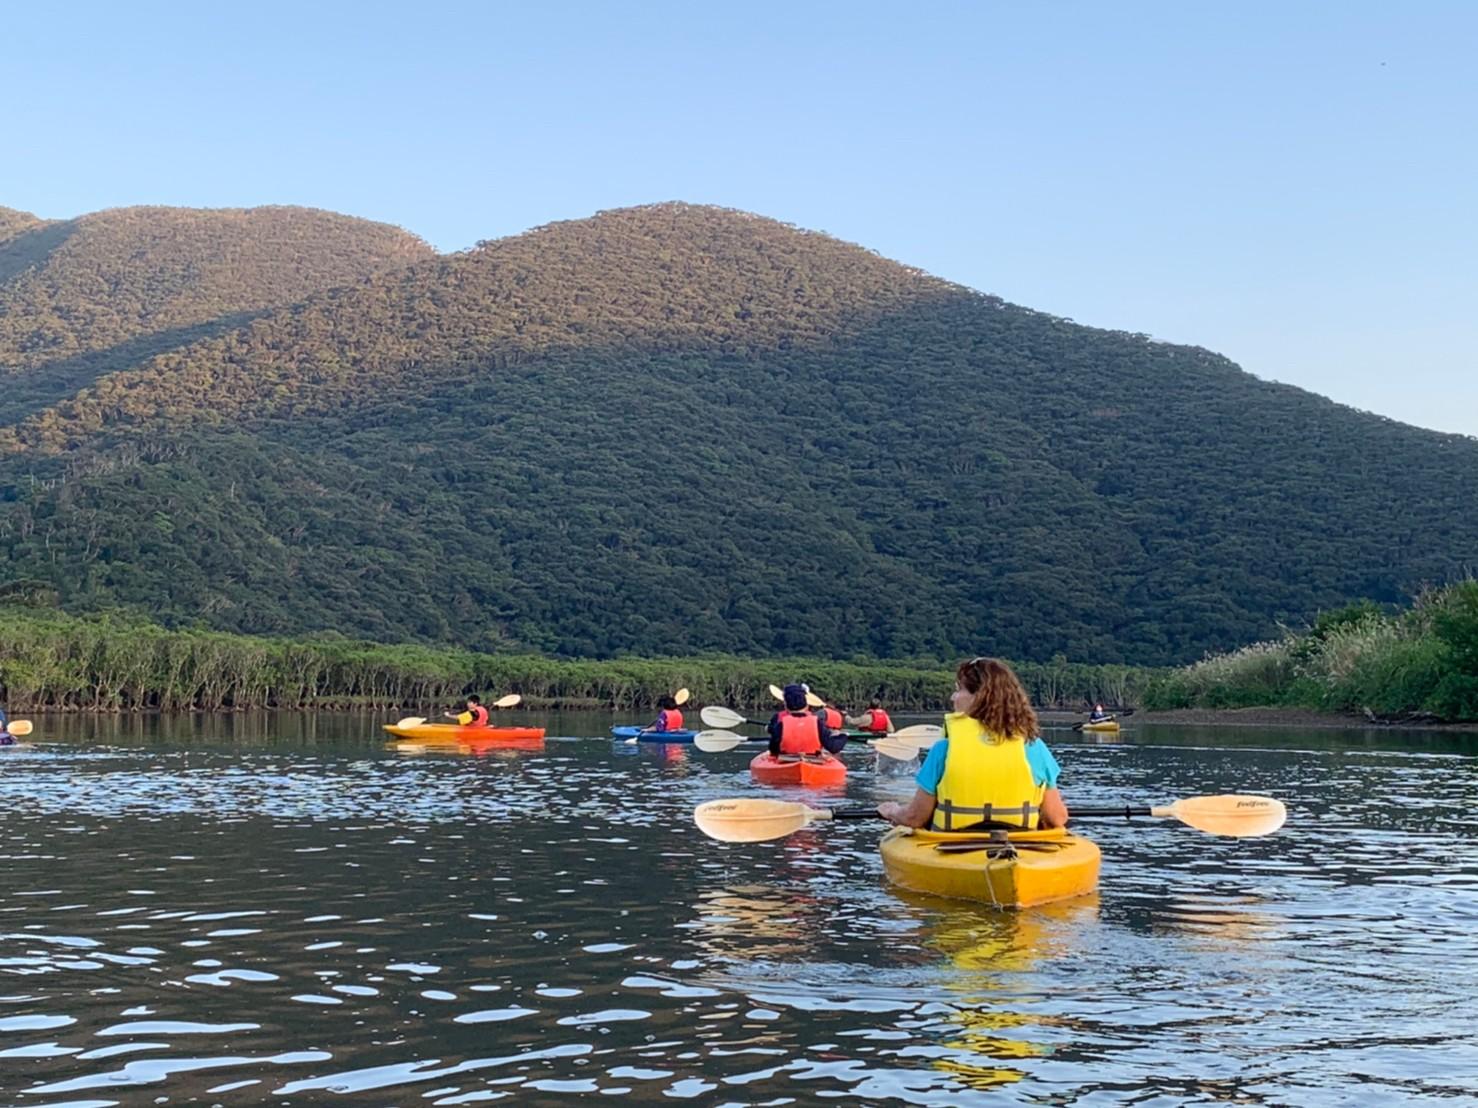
(777, 711, 822, 755)
(468, 703, 489, 727)
(865, 708, 893, 733)
(660, 708, 684, 731)
(822, 706, 843, 730)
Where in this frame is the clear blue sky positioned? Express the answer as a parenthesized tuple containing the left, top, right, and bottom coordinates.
(8, 1, 1475, 436)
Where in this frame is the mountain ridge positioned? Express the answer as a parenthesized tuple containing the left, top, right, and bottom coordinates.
(1, 200, 1473, 665)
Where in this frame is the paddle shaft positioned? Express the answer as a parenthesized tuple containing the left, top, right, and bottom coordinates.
(1070, 805, 1153, 818)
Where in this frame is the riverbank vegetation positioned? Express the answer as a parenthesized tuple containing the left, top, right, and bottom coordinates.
(1143, 582, 1478, 722)
(0, 607, 1153, 713)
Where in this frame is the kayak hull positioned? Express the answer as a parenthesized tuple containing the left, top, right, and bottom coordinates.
(382, 724, 545, 742)
(610, 726, 700, 743)
(880, 826, 1100, 909)
(749, 752, 847, 788)
(1082, 720, 1121, 733)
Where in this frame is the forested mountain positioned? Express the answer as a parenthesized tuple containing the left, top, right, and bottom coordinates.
(1, 201, 1474, 665)
(0, 204, 433, 426)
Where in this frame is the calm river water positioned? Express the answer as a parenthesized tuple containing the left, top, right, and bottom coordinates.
(0, 713, 1474, 1105)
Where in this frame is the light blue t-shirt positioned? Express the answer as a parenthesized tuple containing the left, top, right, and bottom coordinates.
(915, 736, 1061, 795)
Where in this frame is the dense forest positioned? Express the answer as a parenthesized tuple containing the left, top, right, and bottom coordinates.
(1, 201, 1475, 666)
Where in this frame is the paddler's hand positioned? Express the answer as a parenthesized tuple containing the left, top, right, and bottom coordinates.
(878, 801, 905, 824)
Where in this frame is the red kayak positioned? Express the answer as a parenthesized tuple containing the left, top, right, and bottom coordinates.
(749, 752, 848, 788)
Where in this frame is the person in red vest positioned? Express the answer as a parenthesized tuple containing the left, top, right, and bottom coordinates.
(444, 695, 489, 727)
(816, 699, 845, 731)
(847, 699, 893, 734)
(646, 695, 685, 733)
(768, 684, 845, 756)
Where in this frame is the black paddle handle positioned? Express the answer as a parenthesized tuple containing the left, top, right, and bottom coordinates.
(831, 806, 884, 821)
(1071, 805, 1153, 819)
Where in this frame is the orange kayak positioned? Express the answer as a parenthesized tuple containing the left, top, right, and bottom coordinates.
(749, 752, 847, 788)
(382, 723, 545, 743)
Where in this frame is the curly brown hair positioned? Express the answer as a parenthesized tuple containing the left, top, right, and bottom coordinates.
(954, 657, 1038, 742)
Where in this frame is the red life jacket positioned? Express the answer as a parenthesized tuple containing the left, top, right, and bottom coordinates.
(865, 708, 893, 733)
(777, 711, 821, 755)
(468, 704, 489, 727)
(822, 706, 843, 730)
(659, 708, 684, 731)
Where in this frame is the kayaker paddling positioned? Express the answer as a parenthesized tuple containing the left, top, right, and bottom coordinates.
(768, 684, 846, 758)
(847, 699, 893, 735)
(0, 704, 12, 746)
(879, 657, 1068, 831)
(1089, 702, 1113, 723)
(444, 694, 490, 728)
(646, 695, 685, 734)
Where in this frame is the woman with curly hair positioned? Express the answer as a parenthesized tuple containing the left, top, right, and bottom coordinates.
(878, 657, 1068, 830)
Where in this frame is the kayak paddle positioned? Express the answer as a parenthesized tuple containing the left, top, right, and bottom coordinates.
(6, 720, 33, 737)
(768, 684, 785, 701)
(673, 687, 691, 706)
(701, 705, 762, 729)
(693, 793, 1287, 843)
(394, 716, 427, 728)
(694, 724, 941, 755)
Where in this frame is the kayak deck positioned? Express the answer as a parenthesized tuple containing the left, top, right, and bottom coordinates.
(880, 826, 1100, 909)
(749, 752, 847, 788)
(610, 726, 699, 743)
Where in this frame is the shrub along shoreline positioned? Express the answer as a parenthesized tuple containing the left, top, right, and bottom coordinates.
(0, 608, 1155, 714)
(1142, 582, 1478, 723)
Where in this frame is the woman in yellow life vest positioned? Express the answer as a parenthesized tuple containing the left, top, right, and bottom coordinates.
(879, 658, 1068, 831)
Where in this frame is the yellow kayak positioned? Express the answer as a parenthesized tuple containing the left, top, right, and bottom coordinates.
(1082, 719, 1120, 733)
(880, 826, 1101, 909)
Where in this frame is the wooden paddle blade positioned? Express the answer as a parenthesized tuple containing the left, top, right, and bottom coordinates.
(693, 729, 750, 753)
(1159, 794, 1287, 837)
(805, 692, 825, 708)
(768, 683, 785, 701)
(493, 694, 522, 708)
(7, 720, 34, 737)
(395, 716, 427, 728)
(673, 687, 691, 706)
(700, 705, 748, 729)
(694, 798, 826, 842)
(890, 724, 942, 746)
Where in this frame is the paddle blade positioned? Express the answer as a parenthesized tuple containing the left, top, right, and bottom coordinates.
(890, 724, 942, 747)
(768, 683, 785, 701)
(700, 705, 748, 729)
(870, 736, 920, 761)
(493, 694, 522, 708)
(673, 687, 691, 706)
(694, 797, 824, 842)
(693, 729, 749, 753)
(805, 692, 825, 709)
(1161, 795, 1287, 837)
(394, 716, 427, 728)
(7, 720, 33, 737)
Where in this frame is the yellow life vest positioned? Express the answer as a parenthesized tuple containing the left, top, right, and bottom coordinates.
(932, 713, 1045, 831)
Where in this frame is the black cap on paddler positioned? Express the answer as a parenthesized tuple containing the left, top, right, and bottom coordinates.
(783, 683, 808, 711)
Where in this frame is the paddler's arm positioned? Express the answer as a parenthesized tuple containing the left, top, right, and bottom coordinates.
(767, 714, 783, 757)
(879, 788, 935, 828)
(818, 718, 846, 755)
(1040, 788, 1068, 828)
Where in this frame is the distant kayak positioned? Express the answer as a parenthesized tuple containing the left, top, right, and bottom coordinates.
(749, 752, 847, 788)
(382, 723, 546, 742)
(610, 726, 700, 743)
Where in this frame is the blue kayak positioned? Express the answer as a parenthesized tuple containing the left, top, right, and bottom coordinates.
(610, 725, 701, 743)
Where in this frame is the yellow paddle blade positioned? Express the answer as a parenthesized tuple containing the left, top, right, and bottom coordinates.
(700, 705, 747, 729)
(394, 716, 427, 728)
(493, 694, 521, 708)
(805, 692, 825, 709)
(768, 683, 785, 701)
(7, 720, 34, 737)
(889, 724, 942, 746)
(694, 729, 749, 753)
(1156, 794, 1287, 837)
(694, 797, 828, 842)
(674, 687, 691, 706)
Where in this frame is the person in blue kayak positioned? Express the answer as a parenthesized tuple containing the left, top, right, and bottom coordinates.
(768, 683, 846, 757)
(879, 657, 1068, 830)
(646, 695, 685, 733)
(1089, 702, 1113, 722)
(444, 695, 489, 728)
